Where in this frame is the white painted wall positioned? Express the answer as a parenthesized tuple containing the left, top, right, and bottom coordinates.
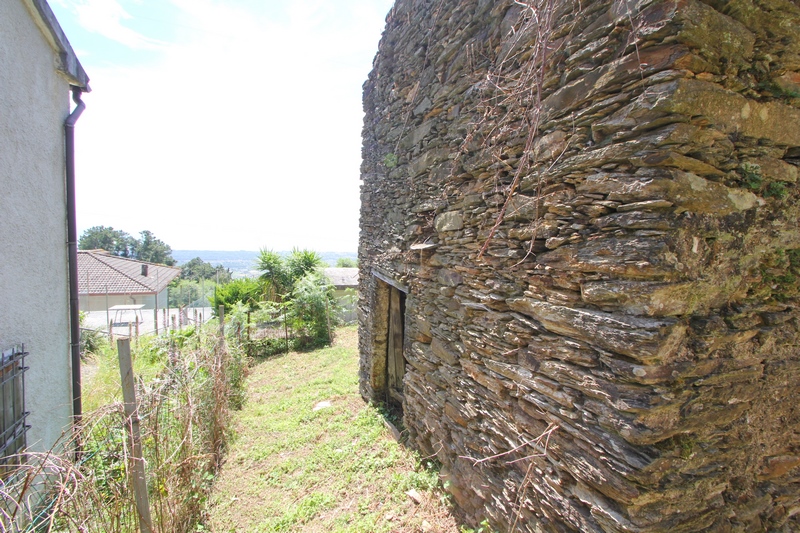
(80, 292, 167, 312)
(81, 293, 143, 312)
(0, 0, 74, 454)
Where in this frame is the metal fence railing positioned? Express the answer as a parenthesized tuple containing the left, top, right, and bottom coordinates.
(0, 345, 29, 482)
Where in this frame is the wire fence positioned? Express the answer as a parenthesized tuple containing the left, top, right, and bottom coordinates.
(81, 306, 213, 340)
(1, 325, 245, 532)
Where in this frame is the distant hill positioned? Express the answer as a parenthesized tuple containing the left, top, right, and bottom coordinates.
(173, 250, 358, 278)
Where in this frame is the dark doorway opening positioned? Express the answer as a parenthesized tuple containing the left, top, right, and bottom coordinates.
(385, 285, 406, 410)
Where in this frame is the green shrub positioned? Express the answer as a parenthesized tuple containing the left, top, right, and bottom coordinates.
(79, 311, 109, 357)
(210, 277, 263, 315)
(243, 337, 288, 357)
(285, 249, 324, 283)
(287, 271, 340, 350)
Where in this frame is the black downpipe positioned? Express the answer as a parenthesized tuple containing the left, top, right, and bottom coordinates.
(65, 87, 85, 434)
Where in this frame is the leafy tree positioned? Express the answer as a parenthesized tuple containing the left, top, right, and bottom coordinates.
(256, 249, 291, 301)
(219, 247, 337, 349)
(335, 257, 357, 268)
(255, 248, 323, 301)
(180, 257, 231, 283)
(79, 227, 176, 265)
(136, 230, 176, 266)
(214, 265, 232, 283)
(79, 226, 135, 257)
(180, 257, 214, 280)
(169, 278, 218, 307)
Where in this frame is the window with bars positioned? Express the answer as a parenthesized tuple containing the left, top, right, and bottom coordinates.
(0, 345, 29, 479)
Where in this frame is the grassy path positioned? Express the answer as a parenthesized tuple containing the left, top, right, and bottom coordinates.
(207, 326, 461, 532)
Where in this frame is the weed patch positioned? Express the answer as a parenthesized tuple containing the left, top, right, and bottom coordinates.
(206, 326, 460, 532)
(1, 324, 245, 532)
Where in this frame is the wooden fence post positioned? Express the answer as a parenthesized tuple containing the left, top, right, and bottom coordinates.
(117, 338, 153, 533)
(217, 305, 226, 354)
(283, 302, 289, 354)
(325, 297, 332, 344)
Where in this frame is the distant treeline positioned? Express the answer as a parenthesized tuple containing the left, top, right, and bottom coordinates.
(172, 250, 358, 278)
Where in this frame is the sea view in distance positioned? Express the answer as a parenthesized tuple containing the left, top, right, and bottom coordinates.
(172, 250, 359, 278)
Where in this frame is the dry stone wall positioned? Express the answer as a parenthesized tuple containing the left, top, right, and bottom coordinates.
(359, 0, 800, 530)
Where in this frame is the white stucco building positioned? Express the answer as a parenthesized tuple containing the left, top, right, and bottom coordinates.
(78, 250, 181, 334)
(0, 0, 89, 474)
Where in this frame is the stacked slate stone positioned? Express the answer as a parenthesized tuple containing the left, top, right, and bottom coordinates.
(359, 0, 800, 531)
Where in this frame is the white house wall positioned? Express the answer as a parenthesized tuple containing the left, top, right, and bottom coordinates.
(80, 288, 169, 312)
(80, 293, 154, 311)
(0, 0, 74, 454)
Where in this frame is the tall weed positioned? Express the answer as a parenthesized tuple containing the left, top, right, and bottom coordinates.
(0, 324, 246, 532)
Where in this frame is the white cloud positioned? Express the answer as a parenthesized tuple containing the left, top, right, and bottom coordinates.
(73, 0, 165, 49)
(74, 0, 394, 251)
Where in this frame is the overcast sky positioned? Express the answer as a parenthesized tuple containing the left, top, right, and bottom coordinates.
(50, 0, 395, 252)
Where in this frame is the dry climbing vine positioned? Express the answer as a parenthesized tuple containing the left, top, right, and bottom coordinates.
(447, 0, 567, 258)
(444, 0, 649, 260)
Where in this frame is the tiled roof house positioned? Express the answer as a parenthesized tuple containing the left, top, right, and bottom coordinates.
(322, 268, 358, 291)
(77, 250, 180, 313)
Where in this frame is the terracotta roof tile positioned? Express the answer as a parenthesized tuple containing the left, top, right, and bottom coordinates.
(77, 251, 180, 295)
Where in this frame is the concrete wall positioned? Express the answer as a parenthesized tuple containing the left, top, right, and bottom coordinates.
(360, 0, 800, 531)
(0, 0, 75, 454)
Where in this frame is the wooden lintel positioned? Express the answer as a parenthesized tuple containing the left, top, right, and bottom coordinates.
(372, 269, 409, 293)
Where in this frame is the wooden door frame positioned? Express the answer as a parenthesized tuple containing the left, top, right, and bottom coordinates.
(368, 271, 408, 407)
(386, 285, 406, 405)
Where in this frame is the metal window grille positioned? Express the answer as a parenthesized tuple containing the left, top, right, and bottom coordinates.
(0, 344, 29, 479)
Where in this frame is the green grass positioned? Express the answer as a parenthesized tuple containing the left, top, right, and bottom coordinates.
(206, 326, 459, 532)
(82, 333, 172, 412)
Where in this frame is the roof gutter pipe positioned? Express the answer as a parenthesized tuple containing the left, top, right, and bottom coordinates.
(65, 86, 86, 435)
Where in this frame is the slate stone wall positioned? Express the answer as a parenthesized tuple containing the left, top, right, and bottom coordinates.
(359, 0, 800, 530)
